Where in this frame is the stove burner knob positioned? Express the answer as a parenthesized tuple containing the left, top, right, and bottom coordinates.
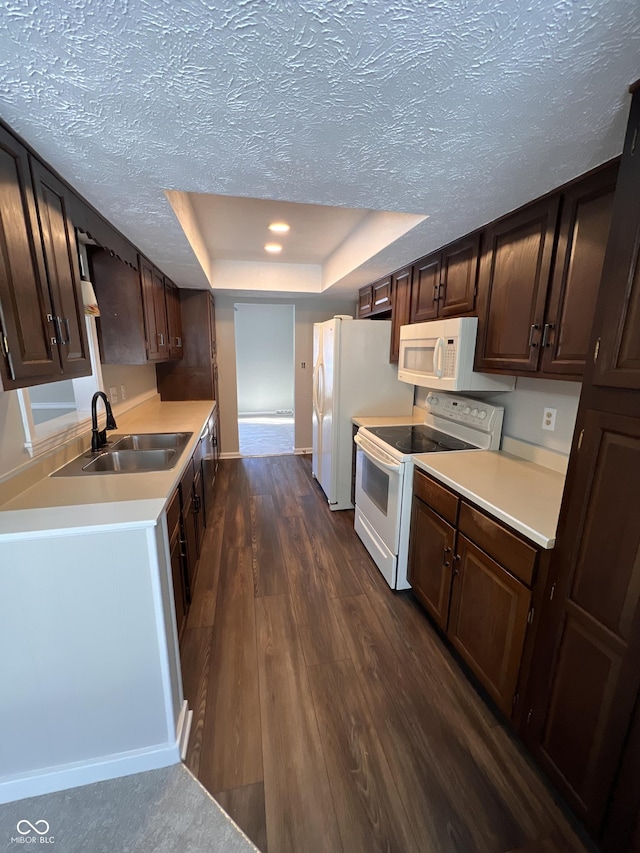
(471, 408, 478, 417)
(479, 409, 487, 420)
(428, 395, 439, 406)
(463, 406, 471, 414)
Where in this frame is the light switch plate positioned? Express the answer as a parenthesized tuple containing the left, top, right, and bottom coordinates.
(109, 385, 118, 404)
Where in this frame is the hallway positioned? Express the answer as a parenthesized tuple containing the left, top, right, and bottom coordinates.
(180, 456, 589, 853)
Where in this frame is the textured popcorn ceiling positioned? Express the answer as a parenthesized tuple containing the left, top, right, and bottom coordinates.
(0, 0, 639, 296)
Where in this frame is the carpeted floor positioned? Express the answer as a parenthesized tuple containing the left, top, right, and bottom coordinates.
(238, 416, 294, 456)
(0, 765, 257, 853)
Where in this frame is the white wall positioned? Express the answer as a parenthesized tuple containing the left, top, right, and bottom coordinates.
(215, 294, 356, 454)
(235, 303, 294, 416)
(415, 376, 582, 455)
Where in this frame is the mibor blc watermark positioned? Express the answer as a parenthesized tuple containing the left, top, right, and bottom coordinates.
(10, 820, 54, 844)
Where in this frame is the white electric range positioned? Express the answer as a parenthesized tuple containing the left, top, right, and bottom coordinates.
(353, 392, 504, 590)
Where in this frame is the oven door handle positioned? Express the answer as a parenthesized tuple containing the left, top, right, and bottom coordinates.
(354, 434, 403, 472)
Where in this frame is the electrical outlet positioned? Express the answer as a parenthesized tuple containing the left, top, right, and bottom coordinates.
(120, 384, 126, 401)
(542, 407, 557, 431)
(108, 385, 118, 404)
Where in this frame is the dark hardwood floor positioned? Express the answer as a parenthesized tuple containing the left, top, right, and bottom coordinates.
(181, 456, 590, 853)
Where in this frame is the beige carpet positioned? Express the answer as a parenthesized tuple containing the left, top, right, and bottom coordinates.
(238, 416, 294, 456)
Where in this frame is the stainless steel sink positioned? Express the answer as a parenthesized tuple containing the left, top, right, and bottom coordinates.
(82, 449, 177, 473)
(52, 432, 192, 477)
(110, 432, 192, 451)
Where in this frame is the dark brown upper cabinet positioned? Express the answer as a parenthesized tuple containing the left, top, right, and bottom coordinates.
(592, 92, 640, 392)
(475, 196, 560, 374)
(389, 267, 412, 363)
(541, 164, 618, 377)
(139, 257, 170, 362)
(30, 159, 91, 378)
(357, 277, 392, 318)
(0, 125, 91, 390)
(410, 234, 480, 323)
(357, 284, 373, 317)
(165, 278, 183, 359)
(475, 164, 617, 380)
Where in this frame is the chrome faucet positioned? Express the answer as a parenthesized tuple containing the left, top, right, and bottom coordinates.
(91, 391, 117, 452)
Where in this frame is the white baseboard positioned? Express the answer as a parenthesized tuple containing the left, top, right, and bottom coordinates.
(0, 741, 181, 805)
(220, 452, 242, 459)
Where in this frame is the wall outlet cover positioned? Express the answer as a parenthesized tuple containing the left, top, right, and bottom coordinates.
(109, 385, 118, 404)
(542, 407, 557, 431)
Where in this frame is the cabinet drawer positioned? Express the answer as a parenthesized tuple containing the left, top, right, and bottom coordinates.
(413, 469, 459, 525)
(166, 487, 181, 537)
(458, 502, 537, 586)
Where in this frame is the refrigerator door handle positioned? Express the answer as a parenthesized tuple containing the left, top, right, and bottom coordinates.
(318, 363, 326, 415)
(313, 363, 320, 416)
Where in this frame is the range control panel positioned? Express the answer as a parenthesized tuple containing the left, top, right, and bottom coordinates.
(425, 392, 502, 433)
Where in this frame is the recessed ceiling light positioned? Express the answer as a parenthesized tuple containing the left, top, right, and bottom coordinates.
(264, 243, 282, 254)
(268, 222, 290, 234)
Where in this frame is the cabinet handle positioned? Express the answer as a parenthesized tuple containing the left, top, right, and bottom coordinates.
(443, 545, 451, 567)
(158, 333, 165, 346)
(433, 284, 439, 303)
(194, 494, 201, 513)
(62, 317, 71, 345)
(47, 313, 59, 344)
(541, 323, 554, 347)
(528, 324, 540, 348)
(176, 336, 182, 347)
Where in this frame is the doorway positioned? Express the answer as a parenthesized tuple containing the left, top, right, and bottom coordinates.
(234, 303, 295, 456)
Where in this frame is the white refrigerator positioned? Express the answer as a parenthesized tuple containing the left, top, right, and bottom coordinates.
(312, 317, 414, 510)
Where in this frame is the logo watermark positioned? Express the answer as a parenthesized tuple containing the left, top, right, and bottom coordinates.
(10, 820, 54, 844)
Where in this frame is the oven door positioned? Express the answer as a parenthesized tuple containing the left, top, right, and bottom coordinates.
(354, 433, 404, 556)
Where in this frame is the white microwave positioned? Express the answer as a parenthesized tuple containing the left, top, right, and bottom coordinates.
(397, 317, 515, 392)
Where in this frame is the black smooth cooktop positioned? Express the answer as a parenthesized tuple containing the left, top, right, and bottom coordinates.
(367, 424, 479, 454)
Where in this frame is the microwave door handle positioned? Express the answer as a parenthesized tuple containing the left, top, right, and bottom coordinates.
(435, 337, 445, 378)
(354, 434, 402, 472)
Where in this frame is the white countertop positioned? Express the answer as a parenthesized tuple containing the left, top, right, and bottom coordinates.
(0, 399, 215, 538)
(413, 450, 566, 549)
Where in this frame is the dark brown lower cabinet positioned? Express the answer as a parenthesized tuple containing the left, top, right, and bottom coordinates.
(449, 535, 531, 716)
(521, 409, 640, 834)
(167, 488, 187, 640)
(408, 498, 455, 631)
(408, 468, 541, 719)
(179, 456, 198, 600)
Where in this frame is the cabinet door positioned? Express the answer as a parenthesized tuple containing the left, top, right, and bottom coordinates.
(358, 285, 373, 317)
(165, 279, 183, 359)
(475, 197, 560, 373)
(439, 234, 480, 318)
(408, 498, 455, 630)
(410, 252, 440, 323)
(372, 276, 392, 313)
(541, 165, 618, 377)
(170, 525, 187, 639)
(592, 93, 640, 390)
(523, 410, 640, 832)
(0, 126, 59, 387)
(389, 267, 412, 363)
(139, 257, 160, 360)
(152, 268, 169, 360)
(209, 294, 217, 361)
(448, 535, 531, 716)
(30, 159, 91, 378)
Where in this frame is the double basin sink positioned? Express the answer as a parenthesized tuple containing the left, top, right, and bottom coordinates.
(53, 432, 193, 477)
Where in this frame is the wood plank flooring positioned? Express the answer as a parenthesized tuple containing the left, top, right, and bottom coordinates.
(181, 456, 590, 853)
